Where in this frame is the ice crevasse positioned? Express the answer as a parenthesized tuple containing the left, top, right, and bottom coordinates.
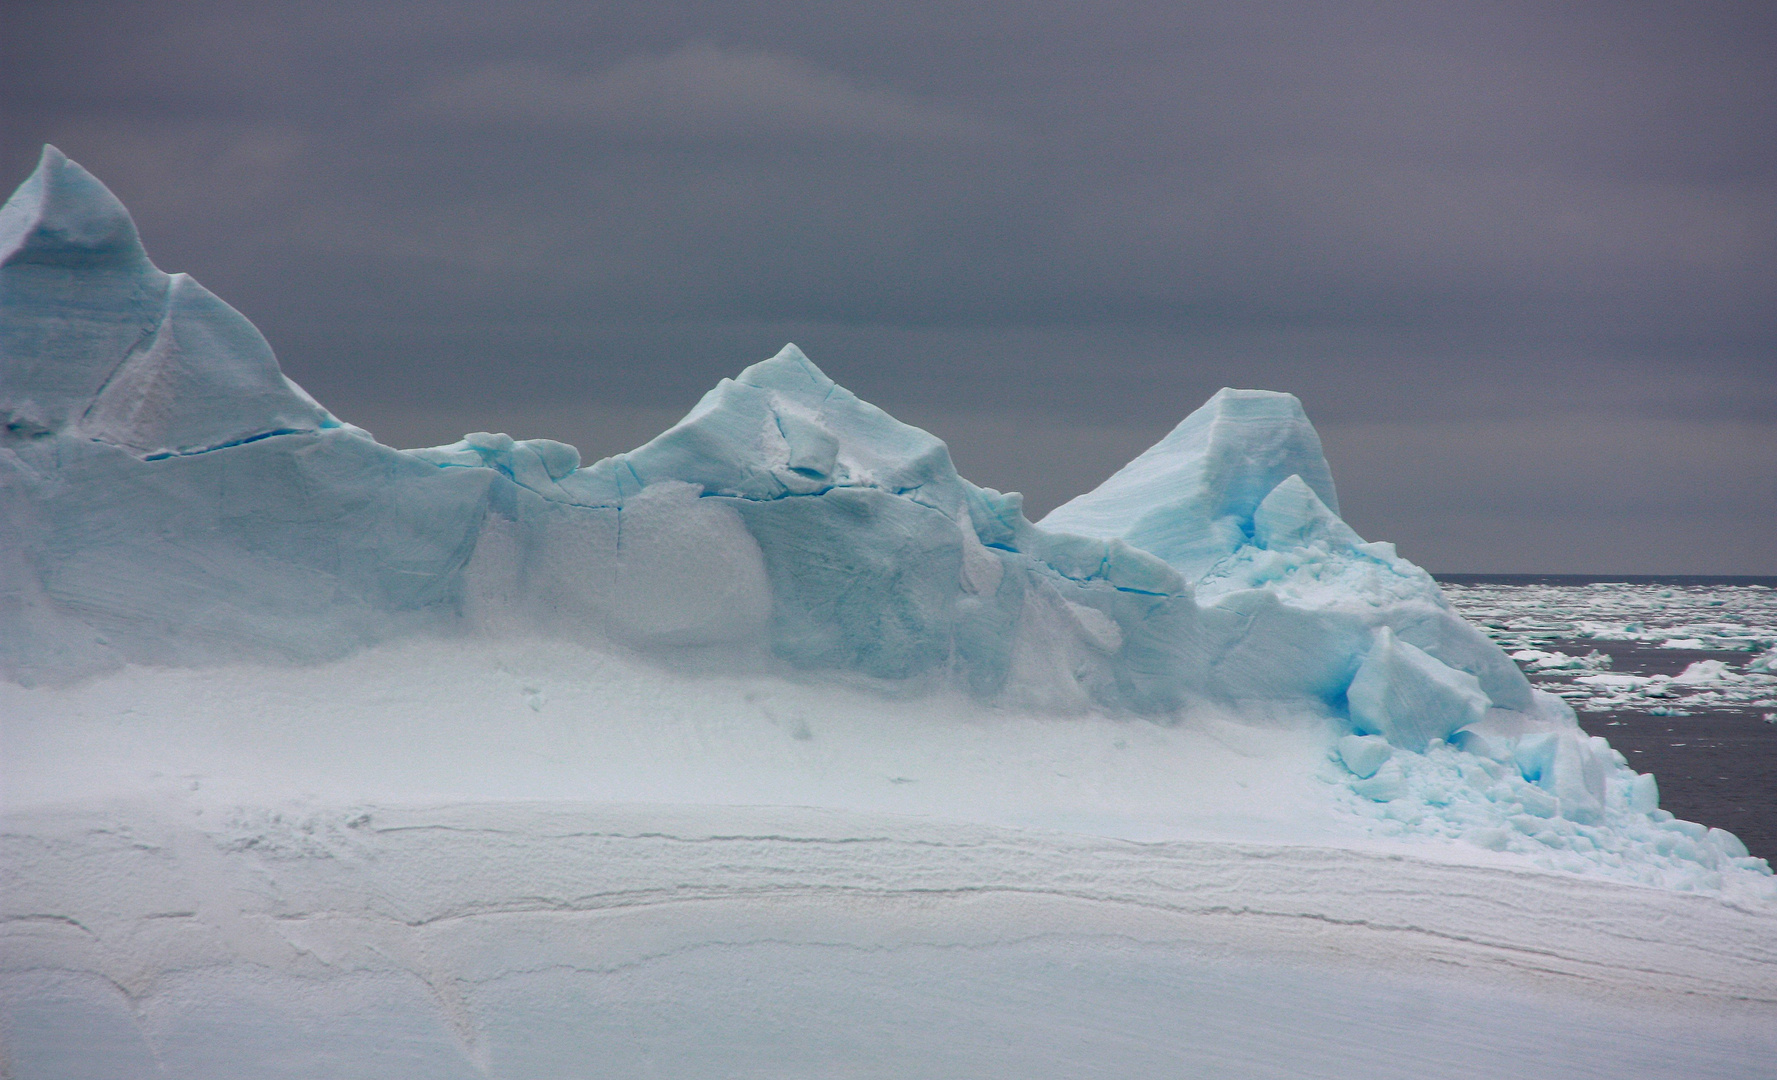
(0, 145, 1761, 874)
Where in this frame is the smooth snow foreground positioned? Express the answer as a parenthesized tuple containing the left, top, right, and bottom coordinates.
(3, 147, 1774, 1077)
(7, 644, 1777, 1079)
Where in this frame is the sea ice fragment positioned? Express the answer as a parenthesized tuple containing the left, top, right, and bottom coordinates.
(1672, 659, 1734, 685)
(1350, 762, 1408, 801)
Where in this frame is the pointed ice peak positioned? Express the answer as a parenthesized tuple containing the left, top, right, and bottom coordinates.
(571, 342, 986, 518)
(735, 342, 833, 398)
(0, 145, 150, 270)
(1147, 388, 1338, 516)
(1, 146, 341, 449)
(1039, 387, 1343, 578)
(3, 146, 171, 434)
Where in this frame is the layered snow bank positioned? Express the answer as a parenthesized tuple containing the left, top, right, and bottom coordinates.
(8, 797, 1775, 1080)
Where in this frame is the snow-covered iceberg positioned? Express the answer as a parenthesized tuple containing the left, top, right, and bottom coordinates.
(3, 143, 1766, 863)
(0, 145, 1636, 821)
(4, 147, 1773, 1079)
(3, 150, 1528, 716)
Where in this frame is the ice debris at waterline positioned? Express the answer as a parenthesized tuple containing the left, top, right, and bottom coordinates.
(0, 145, 1766, 893)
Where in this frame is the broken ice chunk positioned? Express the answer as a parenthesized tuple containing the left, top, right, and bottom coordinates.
(1346, 627, 1490, 752)
(1336, 734, 1393, 779)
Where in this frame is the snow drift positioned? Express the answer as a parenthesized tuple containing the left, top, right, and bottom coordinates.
(4, 146, 1773, 1078)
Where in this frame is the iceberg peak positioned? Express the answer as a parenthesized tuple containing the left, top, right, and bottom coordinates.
(0, 145, 149, 271)
(735, 341, 833, 396)
(1039, 387, 1340, 579)
(1, 145, 332, 451)
(3, 146, 172, 437)
(585, 338, 961, 510)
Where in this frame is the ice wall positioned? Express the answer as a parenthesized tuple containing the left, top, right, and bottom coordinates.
(1, 146, 1630, 822)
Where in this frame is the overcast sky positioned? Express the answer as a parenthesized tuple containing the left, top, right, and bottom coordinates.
(3, 1, 1773, 572)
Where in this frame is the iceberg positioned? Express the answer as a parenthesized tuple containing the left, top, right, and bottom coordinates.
(3, 147, 1773, 1079)
(1, 147, 1546, 734)
(1, 143, 1763, 856)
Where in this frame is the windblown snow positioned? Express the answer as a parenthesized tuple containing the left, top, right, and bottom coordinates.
(3, 146, 1773, 1079)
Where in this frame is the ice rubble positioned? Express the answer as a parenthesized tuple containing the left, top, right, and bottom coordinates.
(0, 146, 1764, 887)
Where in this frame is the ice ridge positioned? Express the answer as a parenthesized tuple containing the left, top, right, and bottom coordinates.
(5, 146, 1764, 873)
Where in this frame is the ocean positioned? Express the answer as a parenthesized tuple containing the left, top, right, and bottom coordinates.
(1437, 575, 1777, 860)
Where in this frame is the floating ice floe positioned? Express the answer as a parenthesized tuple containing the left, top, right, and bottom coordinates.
(1510, 647, 1612, 672)
(1447, 583, 1777, 715)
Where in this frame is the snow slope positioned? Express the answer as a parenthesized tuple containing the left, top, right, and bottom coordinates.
(5, 648, 1776, 1077)
(3, 146, 1774, 1077)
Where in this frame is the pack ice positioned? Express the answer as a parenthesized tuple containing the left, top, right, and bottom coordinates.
(4, 147, 1773, 1079)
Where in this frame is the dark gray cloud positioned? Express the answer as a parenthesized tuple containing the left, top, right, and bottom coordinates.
(3, 1, 1773, 571)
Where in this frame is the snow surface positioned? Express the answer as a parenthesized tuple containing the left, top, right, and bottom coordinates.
(4, 145, 1775, 1077)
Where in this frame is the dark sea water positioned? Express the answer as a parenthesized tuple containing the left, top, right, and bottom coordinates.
(1436, 575, 1777, 861)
